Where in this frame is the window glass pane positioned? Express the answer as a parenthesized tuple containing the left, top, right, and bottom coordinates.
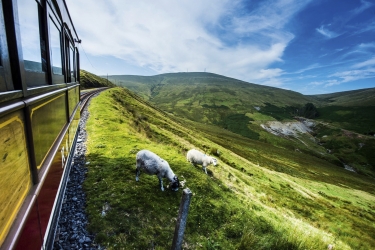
(70, 46, 74, 80)
(0, 41, 2, 66)
(17, 0, 45, 72)
(49, 18, 62, 75)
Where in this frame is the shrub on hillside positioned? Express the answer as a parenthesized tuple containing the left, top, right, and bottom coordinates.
(296, 103, 319, 118)
(218, 114, 259, 140)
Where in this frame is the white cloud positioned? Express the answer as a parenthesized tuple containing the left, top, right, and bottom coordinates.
(65, 0, 311, 86)
(352, 57, 375, 68)
(358, 42, 375, 50)
(352, 0, 374, 16)
(308, 80, 340, 87)
(354, 21, 375, 35)
(324, 79, 340, 87)
(316, 25, 340, 39)
(330, 68, 375, 83)
(293, 63, 321, 74)
(308, 61, 375, 88)
(308, 81, 324, 86)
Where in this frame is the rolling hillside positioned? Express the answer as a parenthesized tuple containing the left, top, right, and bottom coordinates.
(83, 87, 375, 249)
(80, 69, 116, 89)
(109, 72, 317, 123)
(309, 88, 375, 135)
(108, 72, 375, 177)
(309, 88, 375, 107)
(109, 72, 374, 133)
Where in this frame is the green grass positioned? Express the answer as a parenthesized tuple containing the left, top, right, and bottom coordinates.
(216, 114, 259, 139)
(310, 88, 375, 107)
(110, 72, 316, 124)
(83, 87, 375, 249)
(312, 123, 375, 177)
(80, 69, 116, 89)
(245, 112, 276, 121)
(316, 106, 375, 135)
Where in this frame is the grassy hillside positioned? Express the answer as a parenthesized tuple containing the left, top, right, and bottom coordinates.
(109, 72, 316, 123)
(108, 73, 375, 177)
(109, 73, 375, 135)
(309, 88, 375, 107)
(84, 87, 375, 249)
(308, 88, 375, 135)
(80, 69, 116, 89)
(315, 106, 375, 135)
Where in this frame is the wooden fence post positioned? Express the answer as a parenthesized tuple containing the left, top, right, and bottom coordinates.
(171, 188, 192, 250)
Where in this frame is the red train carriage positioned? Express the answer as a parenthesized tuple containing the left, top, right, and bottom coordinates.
(0, 0, 81, 249)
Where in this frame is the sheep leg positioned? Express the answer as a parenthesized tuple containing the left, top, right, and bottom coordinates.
(159, 177, 165, 191)
(203, 164, 207, 174)
(135, 167, 140, 181)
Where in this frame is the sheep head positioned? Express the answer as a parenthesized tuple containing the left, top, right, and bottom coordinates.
(211, 157, 218, 166)
(170, 175, 179, 191)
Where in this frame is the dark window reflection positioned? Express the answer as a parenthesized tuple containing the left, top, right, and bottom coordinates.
(70, 45, 74, 80)
(17, 0, 46, 72)
(0, 42, 2, 67)
(49, 18, 62, 75)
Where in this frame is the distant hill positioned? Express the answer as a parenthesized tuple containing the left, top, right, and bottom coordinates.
(309, 88, 375, 107)
(109, 72, 317, 123)
(110, 72, 314, 104)
(109, 72, 375, 133)
(308, 88, 375, 135)
(80, 69, 116, 89)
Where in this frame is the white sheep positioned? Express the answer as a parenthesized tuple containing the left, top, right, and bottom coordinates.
(186, 149, 218, 174)
(135, 149, 179, 191)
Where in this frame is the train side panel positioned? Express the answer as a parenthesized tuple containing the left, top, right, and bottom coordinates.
(0, 0, 82, 248)
(0, 110, 32, 247)
(15, 89, 80, 249)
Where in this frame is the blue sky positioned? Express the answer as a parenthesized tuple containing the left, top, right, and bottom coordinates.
(66, 0, 375, 94)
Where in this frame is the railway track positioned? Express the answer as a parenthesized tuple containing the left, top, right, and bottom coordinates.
(80, 88, 109, 113)
(53, 88, 109, 249)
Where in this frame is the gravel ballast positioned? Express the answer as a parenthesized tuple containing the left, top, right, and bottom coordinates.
(53, 102, 100, 250)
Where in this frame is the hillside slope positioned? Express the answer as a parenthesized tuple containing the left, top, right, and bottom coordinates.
(310, 87, 375, 107)
(80, 69, 116, 89)
(83, 87, 375, 249)
(308, 88, 375, 135)
(109, 73, 375, 165)
(109, 72, 317, 122)
(109, 72, 375, 134)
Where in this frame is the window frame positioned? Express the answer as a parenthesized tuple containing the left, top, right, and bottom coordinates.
(63, 29, 75, 83)
(16, 0, 49, 88)
(47, 9, 64, 84)
(0, 1, 13, 93)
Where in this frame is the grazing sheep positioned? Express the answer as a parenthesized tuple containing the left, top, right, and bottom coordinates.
(186, 149, 218, 174)
(135, 149, 179, 191)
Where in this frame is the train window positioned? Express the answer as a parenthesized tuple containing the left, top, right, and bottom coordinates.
(0, 2, 12, 92)
(0, 14, 4, 92)
(17, 0, 47, 73)
(49, 18, 62, 75)
(75, 50, 80, 81)
(0, 43, 2, 67)
(70, 45, 75, 81)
